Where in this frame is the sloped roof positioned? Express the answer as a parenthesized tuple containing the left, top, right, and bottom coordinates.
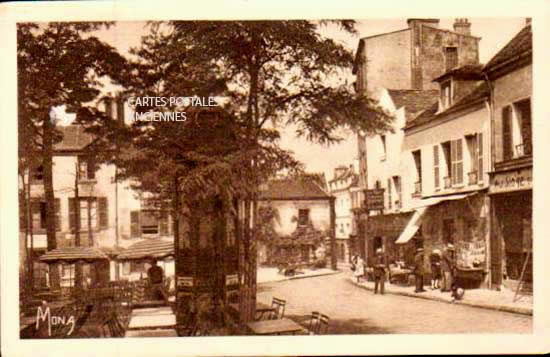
(39, 246, 109, 264)
(53, 125, 95, 151)
(387, 89, 439, 121)
(405, 82, 489, 129)
(432, 64, 484, 82)
(484, 24, 532, 73)
(116, 238, 174, 261)
(259, 177, 330, 200)
(328, 166, 358, 184)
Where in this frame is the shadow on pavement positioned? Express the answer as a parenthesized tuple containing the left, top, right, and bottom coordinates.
(286, 314, 391, 335)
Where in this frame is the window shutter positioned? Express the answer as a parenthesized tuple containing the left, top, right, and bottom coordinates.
(387, 178, 392, 209)
(159, 210, 169, 236)
(55, 198, 61, 231)
(87, 156, 96, 180)
(478, 133, 483, 181)
(130, 210, 141, 238)
(502, 106, 513, 160)
(456, 139, 463, 184)
(433, 145, 439, 188)
(98, 197, 108, 228)
(519, 100, 532, 155)
(19, 194, 27, 232)
(69, 198, 76, 231)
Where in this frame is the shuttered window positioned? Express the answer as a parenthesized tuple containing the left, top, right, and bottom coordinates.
(28, 199, 60, 231)
(130, 210, 141, 238)
(387, 178, 392, 209)
(433, 145, 440, 189)
(98, 197, 108, 228)
(451, 139, 463, 185)
(159, 210, 169, 236)
(516, 99, 532, 156)
(502, 106, 513, 160)
(477, 133, 483, 182)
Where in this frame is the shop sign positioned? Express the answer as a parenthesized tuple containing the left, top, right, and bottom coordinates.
(490, 167, 532, 194)
(225, 274, 239, 286)
(177, 276, 194, 288)
(365, 189, 384, 211)
(456, 240, 486, 268)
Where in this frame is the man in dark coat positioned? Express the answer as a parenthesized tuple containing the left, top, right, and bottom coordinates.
(440, 244, 455, 292)
(413, 248, 426, 293)
(373, 248, 388, 295)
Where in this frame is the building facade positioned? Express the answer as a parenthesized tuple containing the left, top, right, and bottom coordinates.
(19, 99, 175, 287)
(328, 165, 359, 264)
(353, 18, 480, 95)
(401, 64, 492, 287)
(257, 176, 336, 268)
(484, 23, 532, 291)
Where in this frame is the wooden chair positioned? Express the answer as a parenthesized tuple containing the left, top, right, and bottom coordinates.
(269, 297, 286, 320)
(307, 311, 320, 334)
(317, 314, 330, 334)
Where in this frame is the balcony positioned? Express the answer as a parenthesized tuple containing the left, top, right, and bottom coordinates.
(443, 176, 451, 189)
(412, 181, 422, 198)
(468, 171, 478, 185)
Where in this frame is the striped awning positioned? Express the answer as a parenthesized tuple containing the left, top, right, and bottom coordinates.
(116, 238, 174, 261)
(39, 246, 110, 264)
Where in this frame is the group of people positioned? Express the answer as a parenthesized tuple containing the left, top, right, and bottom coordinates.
(352, 243, 464, 301)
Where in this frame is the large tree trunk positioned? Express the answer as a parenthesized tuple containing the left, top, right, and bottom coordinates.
(42, 112, 59, 289)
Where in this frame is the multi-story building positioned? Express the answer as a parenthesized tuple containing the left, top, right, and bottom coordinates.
(353, 18, 480, 95)
(361, 88, 438, 266)
(328, 165, 359, 264)
(19, 98, 175, 287)
(353, 18, 482, 266)
(400, 63, 492, 287)
(484, 22, 532, 291)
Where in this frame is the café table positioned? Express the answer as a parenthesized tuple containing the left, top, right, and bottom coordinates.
(246, 318, 305, 335)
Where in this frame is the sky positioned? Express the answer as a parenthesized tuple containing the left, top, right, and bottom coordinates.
(93, 18, 527, 181)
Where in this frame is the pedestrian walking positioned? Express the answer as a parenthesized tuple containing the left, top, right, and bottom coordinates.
(353, 255, 364, 283)
(373, 248, 388, 294)
(440, 244, 455, 292)
(429, 249, 442, 290)
(413, 248, 426, 293)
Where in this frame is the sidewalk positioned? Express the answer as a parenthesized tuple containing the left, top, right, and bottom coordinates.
(257, 266, 340, 284)
(347, 274, 532, 316)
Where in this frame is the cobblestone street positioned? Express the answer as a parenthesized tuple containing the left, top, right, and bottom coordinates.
(257, 272, 532, 334)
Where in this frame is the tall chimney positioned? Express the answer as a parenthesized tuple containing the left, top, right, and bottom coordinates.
(407, 18, 440, 29)
(453, 18, 471, 36)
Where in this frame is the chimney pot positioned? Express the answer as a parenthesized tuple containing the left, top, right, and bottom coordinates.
(453, 18, 471, 36)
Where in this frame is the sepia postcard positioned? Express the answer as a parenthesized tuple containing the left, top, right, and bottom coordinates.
(1, 0, 549, 356)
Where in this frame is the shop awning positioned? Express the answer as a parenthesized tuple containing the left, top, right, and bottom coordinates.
(39, 246, 110, 264)
(395, 192, 476, 244)
(116, 238, 174, 261)
(395, 207, 427, 244)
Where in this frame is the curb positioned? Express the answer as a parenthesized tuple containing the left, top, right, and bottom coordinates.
(347, 278, 532, 316)
(259, 269, 341, 284)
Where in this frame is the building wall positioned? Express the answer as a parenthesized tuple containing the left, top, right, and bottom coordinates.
(361, 30, 412, 95)
(491, 64, 532, 163)
(402, 104, 491, 209)
(26, 155, 143, 249)
(262, 200, 331, 236)
(365, 89, 407, 213)
(417, 26, 479, 90)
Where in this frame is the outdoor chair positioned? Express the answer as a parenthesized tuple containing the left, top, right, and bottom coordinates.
(268, 297, 286, 320)
(307, 311, 320, 334)
(101, 311, 126, 338)
(317, 314, 330, 334)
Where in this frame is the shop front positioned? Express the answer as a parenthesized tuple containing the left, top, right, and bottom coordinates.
(395, 192, 491, 288)
(489, 166, 532, 291)
(365, 211, 414, 267)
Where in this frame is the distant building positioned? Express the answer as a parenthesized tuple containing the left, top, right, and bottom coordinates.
(258, 176, 335, 268)
(353, 18, 480, 95)
(328, 165, 359, 264)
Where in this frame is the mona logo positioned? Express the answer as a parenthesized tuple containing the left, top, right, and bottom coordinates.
(36, 306, 75, 337)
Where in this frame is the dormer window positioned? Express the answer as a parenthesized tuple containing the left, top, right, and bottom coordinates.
(440, 80, 452, 110)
